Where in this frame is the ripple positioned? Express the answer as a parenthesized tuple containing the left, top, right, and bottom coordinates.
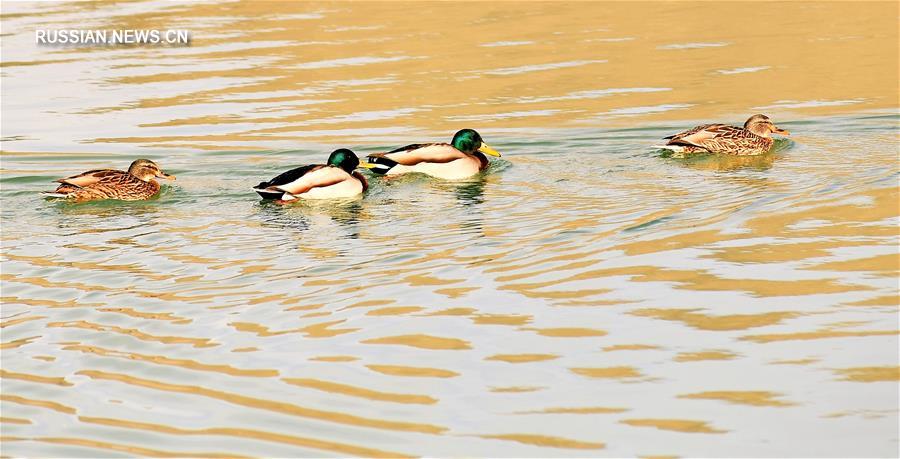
(674, 350, 738, 362)
(715, 66, 771, 75)
(833, 367, 900, 382)
(282, 378, 438, 404)
(570, 367, 643, 379)
(1, 2, 898, 456)
(485, 354, 559, 363)
(365, 365, 459, 378)
(361, 334, 472, 350)
(481, 60, 606, 76)
(678, 391, 794, 406)
(76, 370, 448, 434)
(480, 40, 534, 47)
(752, 99, 866, 109)
(620, 419, 726, 433)
(657, 42, 730, 50)
(477, 434, 605, 450)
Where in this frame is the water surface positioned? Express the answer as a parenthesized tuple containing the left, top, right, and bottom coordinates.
(1, 2, 898, 457)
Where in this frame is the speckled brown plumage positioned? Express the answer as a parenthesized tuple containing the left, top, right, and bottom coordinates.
(666, 124, 774, 156)
(661, 114, 790, 156)
(43, 159, 173, 202)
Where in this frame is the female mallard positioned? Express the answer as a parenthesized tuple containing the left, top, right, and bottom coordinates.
(366, 128, 501, 180)
(253, 149, 375, 202)
(42, 159, 174, 202)
(657, 114, 790, 156)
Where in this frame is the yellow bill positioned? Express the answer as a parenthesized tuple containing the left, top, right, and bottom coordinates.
(357, 161, 378, 169)
(478, 143, 501, 157)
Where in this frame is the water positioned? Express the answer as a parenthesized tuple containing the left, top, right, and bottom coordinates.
(1, 2, 898, 457)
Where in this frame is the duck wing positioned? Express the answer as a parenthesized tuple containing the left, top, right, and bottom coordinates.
(368, 143, 467, 166)
(665, 124, 746, 148)
(55, 169, 126, 187)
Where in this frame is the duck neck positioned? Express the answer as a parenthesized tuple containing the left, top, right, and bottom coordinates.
(747, 124, 771, 137)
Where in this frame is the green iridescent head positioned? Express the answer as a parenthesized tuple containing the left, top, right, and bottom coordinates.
(451, 129, 501, 157)
(327, 149, 360, 173)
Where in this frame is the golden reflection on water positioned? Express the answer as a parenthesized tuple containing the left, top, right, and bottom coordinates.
(0, 2, 898, 151)
(1, 1, 899, 458)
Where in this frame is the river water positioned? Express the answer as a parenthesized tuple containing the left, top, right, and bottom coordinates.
(1, 2, 898, 457)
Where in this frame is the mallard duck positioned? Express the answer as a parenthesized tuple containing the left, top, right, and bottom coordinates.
(656, 114, 790, 156)
(366, 128, 501, 180)
(42, 159, 174, 202)
(253, 149, 375, 201)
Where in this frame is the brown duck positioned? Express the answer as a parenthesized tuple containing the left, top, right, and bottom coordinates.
(42, 159, 174, 202)
(657, 114, 790, 156)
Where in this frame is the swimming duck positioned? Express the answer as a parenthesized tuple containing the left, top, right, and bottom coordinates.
(657, 114, 790, 156)
(253, 149, 375, 201)
(366, 129, 501, 180)
(42, 159, 174, 202)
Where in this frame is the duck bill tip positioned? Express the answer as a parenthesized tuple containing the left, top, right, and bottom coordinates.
(478, 143, 502, 157)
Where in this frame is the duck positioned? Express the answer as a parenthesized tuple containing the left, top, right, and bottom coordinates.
(366, 128, 501, 180)
(42, 159, 174, 202)
(253, 148, 375, 202)
(656, 114, 790, 156)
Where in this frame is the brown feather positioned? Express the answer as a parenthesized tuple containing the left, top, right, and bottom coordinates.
(666, 124, 773, 155)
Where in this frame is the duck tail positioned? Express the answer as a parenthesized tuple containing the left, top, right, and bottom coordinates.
(365, 156, 397, 175)
(653, 145, 683, 152)
(253, 185, 300, 202)
(41, 191, 70, 199)
(253, 184, 285, 200)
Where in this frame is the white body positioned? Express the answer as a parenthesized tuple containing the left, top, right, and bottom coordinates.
(257, 166, 365, 201)
(386, 156, 484, 180)
(294, 177, 363, 199)
(378, 144, 487, 180)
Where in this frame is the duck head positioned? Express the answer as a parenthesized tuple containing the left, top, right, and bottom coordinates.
(128, 159, 175, 182)
(327, 148, 376, 173)
(451, 129, 501, 157)
(745, 114, 790, 137)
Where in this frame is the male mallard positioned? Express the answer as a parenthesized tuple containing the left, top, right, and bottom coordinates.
(253, 149, 375, 201)
(42, 159, 174, 202)
(366, 128, 501, 180)
(657, 114, 790, 156)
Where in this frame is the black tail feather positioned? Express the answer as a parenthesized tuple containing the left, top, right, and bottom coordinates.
(366, 156, 398, 175)
(254, 187, 284, 200)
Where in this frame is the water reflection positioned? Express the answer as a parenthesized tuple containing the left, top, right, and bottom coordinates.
(255, 200, 312, 233)
(448, 179, 486, 207)
(1, 1, 898, 458)
(255, 197, 368, 240)
(668, 152, 778, 172)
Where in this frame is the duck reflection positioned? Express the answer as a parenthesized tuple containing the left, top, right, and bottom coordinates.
(436, 178, 486, 207)
(255, 200, 311, 232)
(663, 150, 777, 172)
(49, 197, 164, 234)
(431, 177, 489, 236)
(255, 198, 365, 239)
